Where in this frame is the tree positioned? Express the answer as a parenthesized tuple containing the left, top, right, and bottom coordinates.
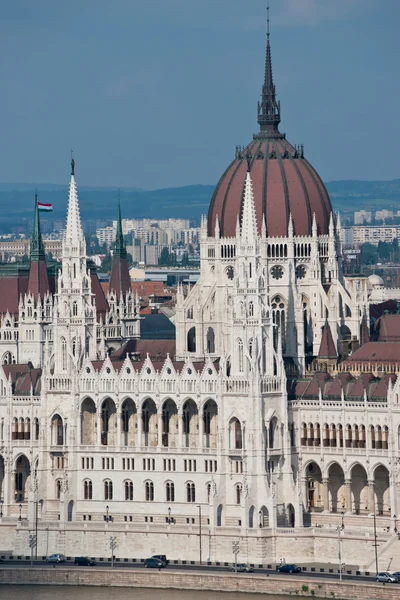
(100, 253, 113, 273)
(158, 247, 170, 266)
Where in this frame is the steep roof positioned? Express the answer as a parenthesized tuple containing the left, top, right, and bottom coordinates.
(318, 321, 337, 359)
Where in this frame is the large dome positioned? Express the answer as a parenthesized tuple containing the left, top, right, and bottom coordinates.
(207, 15, 332, 239)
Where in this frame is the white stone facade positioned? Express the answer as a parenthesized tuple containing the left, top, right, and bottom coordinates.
(0, 170, 399, 567)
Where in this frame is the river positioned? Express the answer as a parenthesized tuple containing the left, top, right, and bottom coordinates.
(0, 586, 292, 600)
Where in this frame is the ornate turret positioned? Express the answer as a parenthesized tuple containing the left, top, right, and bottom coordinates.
(109, 197, 131, 298)
(257, 5, 282, 137)
(27, 194, 50, 299)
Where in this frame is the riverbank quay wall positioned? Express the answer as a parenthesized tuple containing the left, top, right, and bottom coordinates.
(0, 521, 394, 570)
(0, 568, 397, 600)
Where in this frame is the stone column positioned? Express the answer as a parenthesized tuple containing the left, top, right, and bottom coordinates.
(96, 412, 101, 446)
(301, 477, 308, 511)
(178, 411, 183, 448)
(199, 409, 204, 449)
(322, 478, 329, 512)
(2, 466, 10, 517)
(116, 412, 121, 447)
(157, 412, 163, 448)
(137, 410, 142, 447)
(345, 479, 352, 513)
(368, 480, 375, 514)
(389, 474, 397, 529)
(78, 412, 82, 445)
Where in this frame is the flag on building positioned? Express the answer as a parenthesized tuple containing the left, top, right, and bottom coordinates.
(37, 202, 53, 212)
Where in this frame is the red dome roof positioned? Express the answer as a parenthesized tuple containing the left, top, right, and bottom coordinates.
(207, 11, 332, 238)
(208, 138, 332, 238)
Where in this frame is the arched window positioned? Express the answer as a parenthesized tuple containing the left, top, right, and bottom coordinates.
(249, 302, 254, 317)
(206, 328, 215, 353)
(166, 482, 175, 502)
(56, 479, 62, 500)
(84, 480, 93, 500)
(237, 339, 244, 373)
(271, 296, 286, 352)
(187, 327, 196, 352)
(33, 418, 39, 441)
(145, 481, 154, 502)
(186, 482, 195, 503)
(235, 483, 242, 505)
(72, 301, 78, 317)
(52, 415, 64, 446)
(104, 480, 113, 500)
(125, 480, 133, 501)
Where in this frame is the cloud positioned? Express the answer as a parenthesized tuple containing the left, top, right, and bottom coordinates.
(278, 0, 374, 25)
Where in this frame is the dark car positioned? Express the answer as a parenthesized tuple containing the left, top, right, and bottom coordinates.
(74, 556, 97, 566)
(376, 572, 398, 583)
(152, 555, 169, 565)
(276, 564, 301, 574)
(391, 571, 400, 581)
(46, 554, 66, 564)
(144, 557, 165, 568)
(229, 563, 254, 573)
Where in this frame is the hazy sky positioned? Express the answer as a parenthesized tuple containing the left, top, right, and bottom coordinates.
(0, 0, 399, 189)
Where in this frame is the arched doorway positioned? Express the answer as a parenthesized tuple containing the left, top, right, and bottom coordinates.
(162, 399, 178, 447)
(374, 465, 390, 515)
(305, 461, 323, 511)
(142, 399, 157, 447)
(182, 399, 198, 448)
(328, 463, 345, 513)
(203, 400, 218, 449)
(15, 455, 30, 502)
(101, 398, 117, 446)
(121, 398, 137, 446)
(350, 464, 368, 515)
(81, 398, 96, 445)
(287, 503, 295, 527)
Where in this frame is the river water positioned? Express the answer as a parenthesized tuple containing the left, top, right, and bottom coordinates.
(0, 586, 291, 600)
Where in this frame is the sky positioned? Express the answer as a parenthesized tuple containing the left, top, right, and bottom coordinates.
(0, 0, 399, 189)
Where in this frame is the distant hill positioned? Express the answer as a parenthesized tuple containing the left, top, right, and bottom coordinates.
(0, 179, 399, 232)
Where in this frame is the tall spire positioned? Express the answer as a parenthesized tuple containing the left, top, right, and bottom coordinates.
(240, 166, 258, 242)
(113, 191, 127, 260)
(64, 155, 85, 250)
(109, 194, 131, 298)
(28, 192, 50, 298)
(257, 4, 281, 136)
(30, 193, 46, 261)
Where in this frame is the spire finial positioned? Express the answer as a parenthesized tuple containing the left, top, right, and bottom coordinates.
(113, 191, 127, 259)
(257, 4, 282, 137)
(71, 149, 75, 176)
(31, 191, 46, 262)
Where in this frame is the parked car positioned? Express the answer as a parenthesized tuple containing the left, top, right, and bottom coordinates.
(46, 554, 66, 564)
(152, 554, 169, 565)
(74, 556, 97, 566)
(229, 563, 254, 573)
(144, 557, 165, 568)
(391, 571, 400, 581)
(376, 572, 398, 583)
(276, 564, 301, 574)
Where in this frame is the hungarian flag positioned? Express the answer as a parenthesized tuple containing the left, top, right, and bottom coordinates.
(37, 202, 53, 212)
